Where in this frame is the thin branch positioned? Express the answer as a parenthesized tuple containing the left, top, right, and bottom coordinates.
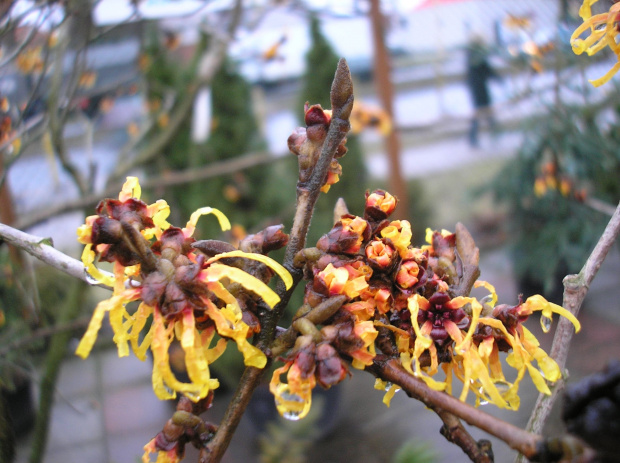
(584, 196, 617, 217)
(46, 16, 88, 195)
(204, 58, 354, 463)
(0, 315, 91, 358)
(519, 201, 620, 461)
(15, 150, 281, 230)
(29, 281, 87, 463)
(0, 11, 42, 68)
(108, 1, 242, 182)
(0, 222, 113, 289)
(368, 356, 542, 459)
(437, 410, 494, 463)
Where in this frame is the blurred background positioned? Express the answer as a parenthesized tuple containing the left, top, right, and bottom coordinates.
(1, 1, 620, 462)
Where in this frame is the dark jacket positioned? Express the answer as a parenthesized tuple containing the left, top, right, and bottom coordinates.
(466, 43, 497, 109)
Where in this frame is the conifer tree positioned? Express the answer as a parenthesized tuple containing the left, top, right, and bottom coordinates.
(299, 14, 368, 245)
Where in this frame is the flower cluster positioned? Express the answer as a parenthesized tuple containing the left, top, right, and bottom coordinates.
(571, 0, 620, 87)
(15, 46, 44, 74)
(143, 394, 217, 463)
(288, 103, 348, 193)
(271, 189, 581, 420)
(350, 101, 392, 136)
(533, 161, 587, 202)
(76, 177, 292, 404)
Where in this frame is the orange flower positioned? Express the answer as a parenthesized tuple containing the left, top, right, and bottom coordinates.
(316, 263, 368, 298)
(365, 239, 396, 270)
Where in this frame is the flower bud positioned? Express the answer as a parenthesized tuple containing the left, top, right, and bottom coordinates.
(316, 216, 369, 255)
(364, 190, 397, 221)
(365, 239, 397, 272)
(316, 343, 348, 388)
(395, 260, 420, 289)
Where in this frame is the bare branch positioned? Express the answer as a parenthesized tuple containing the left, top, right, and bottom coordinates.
(203, 57, 354, 463)
(0, 315, 91, 358)
(520, 202, 620, 460)
(108, 1, 243, 182)
(437, 410, 494, 463)
(368, 356, 542, 460)
(0, 222, 113, 289)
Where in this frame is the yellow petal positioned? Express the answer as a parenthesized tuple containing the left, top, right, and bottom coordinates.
(179, 311, 217, 397)
(466, 349, 507, 408)
(82, 245, 116, 288)
(150, 310, 216, 401)
(589, 61, 620, 87)
(374, 379, 400, 407)
(203, 263, 280, 308)
(206, 303, 267, 368)
(526, 363, 551, 395)
(407, 295, 433, 350)
(206, 250, 293, 290)
(76, 295, 124, 358)
(119, 176, 141, 201)
(478, 336, 494, 360)
(77, 219, 95, 244)
(185, 207, 231, 237)
(269, 363, 312, 419)
(533, 347, 561, 382)
(524, 295, 581, 332)
(474, 280, 497, 307)
(144, 200, 171, 239)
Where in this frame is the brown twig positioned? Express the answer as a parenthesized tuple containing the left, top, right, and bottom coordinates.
(368, 356, 542, 460)
(519, 201, 620, 461)
(0, 316, 91, 358)
(203, 58, 354, 463)
(437, 410, 494, 463)
(260, 57, 354, 346)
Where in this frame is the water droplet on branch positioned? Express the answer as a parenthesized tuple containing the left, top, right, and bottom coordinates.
(84, 268, 99, 285)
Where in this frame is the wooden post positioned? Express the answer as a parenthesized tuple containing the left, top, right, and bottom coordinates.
(369, 0, 410, 220)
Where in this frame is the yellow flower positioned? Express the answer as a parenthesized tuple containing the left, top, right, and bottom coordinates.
(374, 378, 400, 407)
(269, 361, 314, 420)
(571, 1, 620, 86)
(143, 438, 181, 463)
(317, 263, 369, 299)
(76, 177, 292, 403)
(469, 283, 581, 409)
(380, 220, 412, 257)
(349, 320, 378, 369)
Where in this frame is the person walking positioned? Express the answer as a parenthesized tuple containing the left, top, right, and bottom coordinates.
(465, 35, 499, 148)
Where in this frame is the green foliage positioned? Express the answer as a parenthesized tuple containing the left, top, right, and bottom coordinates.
(490, 100, 620, 295)
(142, 26, 290, 237)
(391, 439, 438, 463)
